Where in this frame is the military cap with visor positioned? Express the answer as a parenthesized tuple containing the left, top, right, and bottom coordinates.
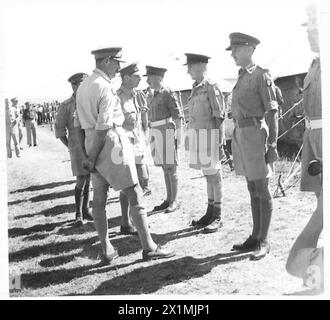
(226, 32, 260, 50)
(183, 53, 211, 65)
(143, 65, 167, 77)
(67, 73, 88, 85)
(119, 62, 140, 77)
(91, 47, 125, 62)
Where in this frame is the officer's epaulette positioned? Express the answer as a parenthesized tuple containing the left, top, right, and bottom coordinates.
(61, 96, 74, 105)
(256, 66, 270, 74)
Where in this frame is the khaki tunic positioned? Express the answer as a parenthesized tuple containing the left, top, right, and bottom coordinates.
(187, 79, 225, 170)
(231, 64, 278, 180)
(117, 85, 146, 163)
(148, 86, 183, 166)
(55, 95, 89, 176)
(300, 58, 322, 192)
(76, 69, 137, 191)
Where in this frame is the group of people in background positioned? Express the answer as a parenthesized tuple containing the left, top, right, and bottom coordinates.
(5, 99, 59, 158)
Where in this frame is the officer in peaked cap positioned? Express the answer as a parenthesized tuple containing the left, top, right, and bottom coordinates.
(67, 73, 88, 85)
(75, 48, 175, 263)
(286, 4, 323, 290)
(91, 47, 125, 62)
(117, 62, 152, 235)
(226, 32, 260, 51)
(226, 32, 279, 260)
(145, 64, 184, 214)
(143, 65, 167, 77)
(184, 53, 226, 233)
(55, 72, 93, 225)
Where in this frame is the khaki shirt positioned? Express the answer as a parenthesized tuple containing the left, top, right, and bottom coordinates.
(231, 64, 278, 120)
(76, 68, 124, 130)
(117, 84, 146, 133)
(303, 58, 322, 119)
(188, 78, 225, 129)
(55, 95, 76, 138)
(148, 86, 183, 122)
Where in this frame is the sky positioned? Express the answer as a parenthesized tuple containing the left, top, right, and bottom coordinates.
(1, 0, 317, 103)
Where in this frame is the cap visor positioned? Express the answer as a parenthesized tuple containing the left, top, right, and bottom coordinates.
(301, 22, 307, 27)
(225, 46, 232, 51)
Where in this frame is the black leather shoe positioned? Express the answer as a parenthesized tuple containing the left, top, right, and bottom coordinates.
(191, 204, 214, 228)
(151, 200, 170, 213)
(250, 240, 270, 260)
(204, 218, 223, 233)
(232, 236, 259, 252)
(120, 225, 138, 235)
(100, 248, 119, 265)
(142, 245, 175, 261)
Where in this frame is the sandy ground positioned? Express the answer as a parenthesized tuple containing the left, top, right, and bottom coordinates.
(6, 125, 317, 297)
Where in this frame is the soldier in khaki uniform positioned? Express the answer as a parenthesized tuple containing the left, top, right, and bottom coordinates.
(117, 63, 151, 235)
(55, 72, 93, 224)
(5, 98, 21, 158)
(184, 53, 226, 233)
(286, 4, 323, 291)
(145, 66, 184, 213)
(75, 47, 175, 264)
(22, 101, 38, 147)
(10, 98, 23, 149)
(227, 33, 279, 260)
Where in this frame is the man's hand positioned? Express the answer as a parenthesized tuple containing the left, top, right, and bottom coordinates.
(265, 147, 278, 164)
(82, 158, 96, 172)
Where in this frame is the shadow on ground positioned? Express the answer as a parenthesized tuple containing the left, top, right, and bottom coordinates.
(91, 252, 251, 295)
(10, 180, 76, 194)
(8, 190, 75, 206)
(14, 203, 76, 220)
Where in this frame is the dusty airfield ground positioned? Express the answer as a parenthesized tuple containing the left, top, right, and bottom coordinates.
(7, 125, 316, 297)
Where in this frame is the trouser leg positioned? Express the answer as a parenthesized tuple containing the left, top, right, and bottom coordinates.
(255, 178, 273, 241)
(6, 126, 12, 158)
(122, 184, 157, 251)
(26, 121, 31, 145)
(31, 121, 37, 145)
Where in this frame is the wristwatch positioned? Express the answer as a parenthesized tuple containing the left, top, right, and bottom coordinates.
(267, 142, 277, 148)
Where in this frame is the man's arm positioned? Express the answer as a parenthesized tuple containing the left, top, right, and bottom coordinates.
(265, 109, 279, 163)
(82, 129, 108, 172)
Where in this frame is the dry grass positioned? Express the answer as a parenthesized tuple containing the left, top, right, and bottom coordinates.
(7, 126, 315, 297)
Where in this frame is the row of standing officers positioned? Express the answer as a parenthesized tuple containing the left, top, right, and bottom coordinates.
(54, 23, 321, 267)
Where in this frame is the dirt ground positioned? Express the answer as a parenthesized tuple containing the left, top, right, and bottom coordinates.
(6, 125, 316, 297)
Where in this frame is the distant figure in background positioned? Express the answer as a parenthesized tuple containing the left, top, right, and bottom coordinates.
(10, 98, 23, 150)
(37, 104, 43, 125)
(55, 72, 93, 225)
(286, 4, 323, 293)
(5, 98, 21, 158)
(117, 62, 152, 235)
(22, 101, 38, 147)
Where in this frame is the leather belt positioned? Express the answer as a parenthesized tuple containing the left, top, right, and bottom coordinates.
(233, 117, 261, 128)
